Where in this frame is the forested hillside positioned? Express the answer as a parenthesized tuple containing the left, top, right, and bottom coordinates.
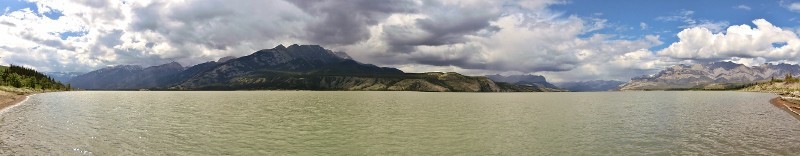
(0, 65, 70, 91)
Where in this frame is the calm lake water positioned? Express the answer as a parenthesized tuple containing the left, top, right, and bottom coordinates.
(0, 91, 799, 155)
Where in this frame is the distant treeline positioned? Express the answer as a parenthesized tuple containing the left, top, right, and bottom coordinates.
(0, 64, 70, 90)
(769, 73, 800, 83)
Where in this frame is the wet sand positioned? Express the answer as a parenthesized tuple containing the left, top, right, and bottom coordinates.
(0, 91, 29, 112)
(770, 97, 800, 120)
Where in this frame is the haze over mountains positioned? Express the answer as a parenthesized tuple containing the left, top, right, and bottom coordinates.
(68, 44, 556, 92)
(620, 61, 800, 90)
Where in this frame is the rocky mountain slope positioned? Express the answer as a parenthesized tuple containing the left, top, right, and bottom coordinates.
(69, 62, 185, 90)
(555, 80, 625, 92)
(486, 74, 564, 92)
(620, 61, 800, 90)
(70, 44, 546, 92)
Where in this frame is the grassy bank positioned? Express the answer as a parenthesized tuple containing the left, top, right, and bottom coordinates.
(0, 86, 55, 95)
(741, 82, 800, 93)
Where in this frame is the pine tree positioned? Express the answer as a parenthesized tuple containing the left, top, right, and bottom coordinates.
(0, 64, 69, 90)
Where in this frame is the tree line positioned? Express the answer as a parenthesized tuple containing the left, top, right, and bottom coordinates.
(0, 64, 70, 90)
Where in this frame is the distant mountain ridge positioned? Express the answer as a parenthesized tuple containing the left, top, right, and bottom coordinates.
(45, 72, 84, 83)
(69, 44, 552, 92)
(486, 74, 564, 92)
(555, 80, 625, 92)
(620, 61, 800, 90)
(69, 62, 185, 90)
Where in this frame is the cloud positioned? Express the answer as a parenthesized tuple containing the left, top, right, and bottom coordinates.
(656, 10, 729, 32)
(734, 5, 751, 11)
(658, 19, 800, 64)
(381, 0, 503, 52)
(0, 0, 685, 82)
(343, 12, 665, 81)
(788, 2, 800, 12)
(289, 0, 418, 45)
(640, 22, 648, 30)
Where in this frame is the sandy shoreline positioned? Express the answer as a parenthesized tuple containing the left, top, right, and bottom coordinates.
(769, 97, 800, 120)
(0, 91, 31, 113)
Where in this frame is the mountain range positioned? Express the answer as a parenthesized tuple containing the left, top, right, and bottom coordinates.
(45, 72, 84, 83)
(620, 61, 800, 90)
(68, 45, 800, 92)
(486, 74, 564, 92)
(554, 80, 625, 92)
(68, 44, 554, 92)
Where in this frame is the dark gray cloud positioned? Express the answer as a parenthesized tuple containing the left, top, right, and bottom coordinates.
(130, 2, 164, 31)
(289, 0, 418, 45)
(0, 21, 15, 27)
(1, 0, 684, 82)
(98, 29, 123, 47)
(127, 0, 310, 60)
(18, 31, 74, 51)
(382, 1, 502, 53)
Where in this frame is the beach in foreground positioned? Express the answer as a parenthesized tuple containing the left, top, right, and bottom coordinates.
(0, 91, 30, 112)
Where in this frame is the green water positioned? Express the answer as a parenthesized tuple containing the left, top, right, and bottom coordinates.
(0, 91, 799, 155)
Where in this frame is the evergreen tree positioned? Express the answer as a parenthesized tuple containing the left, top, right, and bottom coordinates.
(0, 64, 70, 91)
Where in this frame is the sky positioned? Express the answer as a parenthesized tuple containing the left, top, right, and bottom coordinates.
(1, 0, 800, 82)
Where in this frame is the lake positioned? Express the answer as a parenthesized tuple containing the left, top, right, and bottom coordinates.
(0, 91, 799, 155)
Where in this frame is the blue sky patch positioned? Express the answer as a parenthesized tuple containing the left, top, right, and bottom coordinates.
(60, 31, 87, 40)
(42, 9, 63, 20)
(1, 0, 36, 15)
(550, 0, 800, 51)
(1, 0, 62, 19)
(773, 42, 788, 48)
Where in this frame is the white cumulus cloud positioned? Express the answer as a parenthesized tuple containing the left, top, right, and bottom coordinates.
(658, 19, 800, 64)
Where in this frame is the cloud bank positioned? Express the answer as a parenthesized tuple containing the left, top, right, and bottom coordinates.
(0, 0, 799, 82)
(658, 19, 800, 66)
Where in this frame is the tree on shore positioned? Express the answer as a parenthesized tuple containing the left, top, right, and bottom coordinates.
(0, 64, 69, 91)
(786, 73, 798, 83)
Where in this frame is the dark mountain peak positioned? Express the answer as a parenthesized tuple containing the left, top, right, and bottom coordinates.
(486, 74, 559, 90)
(286, 44, 325, 51)
(487, 74, 547, 83)
(707, 61, 741, 70)
(111, 64, 142, 68)
(102, 65, 143, 71)
(274, 44, 286, 49)
(150, 62, 183, 70)
(333, 51, 352, 60)
(555, 80, 625, 92)
(217, 56, 236, 63)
